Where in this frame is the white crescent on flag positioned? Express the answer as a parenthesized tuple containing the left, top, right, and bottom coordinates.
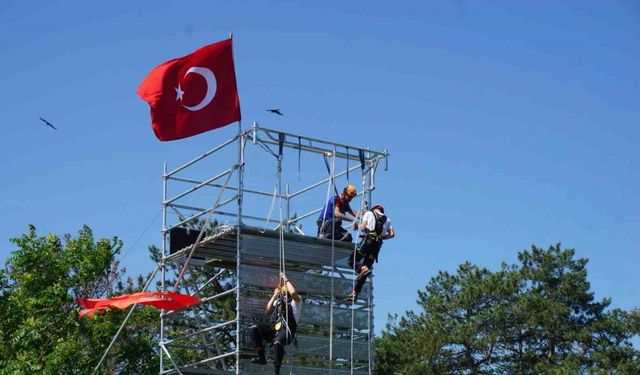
(180, 66, 217, 112)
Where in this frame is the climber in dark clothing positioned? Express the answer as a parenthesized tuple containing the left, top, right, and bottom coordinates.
(250, 272, 302, 375)
(347, 204, 395, 302)
(317, 184, 359, 242)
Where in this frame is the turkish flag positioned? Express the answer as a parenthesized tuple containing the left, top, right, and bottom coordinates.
(137, 38, 241, 141)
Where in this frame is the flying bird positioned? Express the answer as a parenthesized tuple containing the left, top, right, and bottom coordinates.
(39, 117, 57, 130)
(266, 109, 284, 116)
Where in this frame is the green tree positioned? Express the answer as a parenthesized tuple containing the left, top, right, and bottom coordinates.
(376, 244, 640, 374)
(0, 225, 159, 375)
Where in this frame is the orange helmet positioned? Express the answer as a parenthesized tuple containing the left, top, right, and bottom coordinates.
(371, 204, 384, 214)
(343, 184, 357, 198)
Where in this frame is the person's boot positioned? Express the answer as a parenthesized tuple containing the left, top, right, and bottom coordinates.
(346, 291, 358, 302)
(251, 348, 266, 365)
(357, 265, 371, 280)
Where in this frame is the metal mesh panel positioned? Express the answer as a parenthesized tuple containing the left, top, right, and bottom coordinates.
(290, 334, 369, 361)
(239, 296, 368, 330)
(240, 362, 369, 375)
(239, 264, 370, 300)
(168, 227, 357, 271)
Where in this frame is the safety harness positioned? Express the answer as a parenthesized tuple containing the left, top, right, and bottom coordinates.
(271, 292, 297, 347)
(358, 210, 387, 262)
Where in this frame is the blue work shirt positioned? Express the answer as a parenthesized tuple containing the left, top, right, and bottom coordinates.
(318, 195, 352, 221)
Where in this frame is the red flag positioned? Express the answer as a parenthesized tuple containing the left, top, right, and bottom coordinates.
(77, 292, 201, 316)
(137, 38, 241, 141)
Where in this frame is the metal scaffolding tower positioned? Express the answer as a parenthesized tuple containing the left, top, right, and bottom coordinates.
(159, 123, 388, 374)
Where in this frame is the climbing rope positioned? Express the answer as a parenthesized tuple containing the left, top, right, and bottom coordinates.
(327, 149, 337, 369)
(258, 185, 278, 234)
(349, 153, 368, 375)
(367, 284, 372, 375)
(276, 134, 286, 287)
(274, 133, 295, 374)
(278, 159, 293, 372)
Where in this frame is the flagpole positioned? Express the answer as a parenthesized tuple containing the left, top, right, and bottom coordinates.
(229, 30, 244, 375)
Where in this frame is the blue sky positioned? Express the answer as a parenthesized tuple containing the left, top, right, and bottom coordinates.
(1, 0, 638, 337)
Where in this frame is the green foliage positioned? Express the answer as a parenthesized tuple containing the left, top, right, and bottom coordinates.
(376, 244, 640, 374)
(0, 225, 159, 375)
(6, 226, 637, 374)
